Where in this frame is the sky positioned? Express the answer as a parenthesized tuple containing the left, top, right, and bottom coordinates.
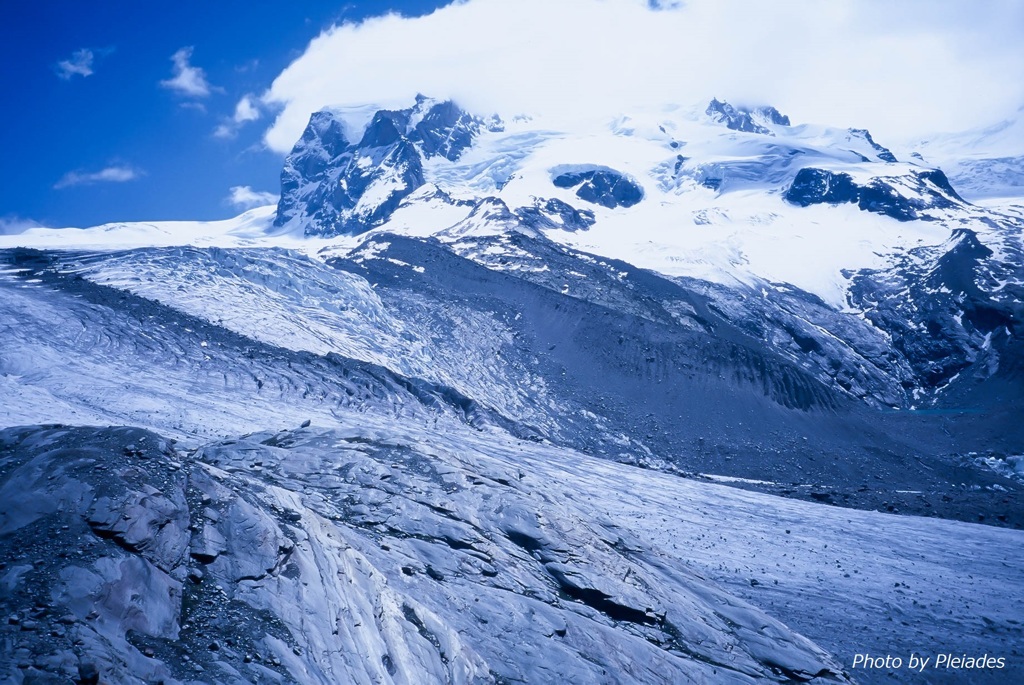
(2, 0, 1022, 230)
(0, 0, 446, 230)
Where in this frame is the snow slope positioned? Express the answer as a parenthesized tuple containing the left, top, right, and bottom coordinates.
(898, 105, 1024, 202)
(0, 205, 280, 250)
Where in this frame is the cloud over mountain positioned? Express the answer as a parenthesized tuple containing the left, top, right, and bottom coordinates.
(261, 0, 1024, 153)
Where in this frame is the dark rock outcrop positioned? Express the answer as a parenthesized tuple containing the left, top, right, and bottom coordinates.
(515, 198, 596, 231)
(552, 169, 644, 208)
(848, 228, 1022, 389)
(785, 167, 965, 221)
(785, 169, 860, 206)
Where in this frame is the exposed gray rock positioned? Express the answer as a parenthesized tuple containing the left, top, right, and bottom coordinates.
(1, 425, 858, 684)
(275, 97, 495, 237)
(706, 98, 790, 135)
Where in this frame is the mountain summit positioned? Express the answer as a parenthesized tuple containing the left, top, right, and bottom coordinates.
(275, 97, 499, 236)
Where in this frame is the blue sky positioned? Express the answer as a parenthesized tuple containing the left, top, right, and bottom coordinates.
(2, 0, 1021, 231)
(0, 0, 445, 229)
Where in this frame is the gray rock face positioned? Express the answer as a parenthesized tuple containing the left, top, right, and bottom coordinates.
(706, 98, 791, 135)
(0, 425, 855, 685)
(86, 488, 189, 573)
(5, 423, 1023, 685)
(0, 426, 188, 685)
(275, 97, 496, 237)
(275, 112, 425, 237)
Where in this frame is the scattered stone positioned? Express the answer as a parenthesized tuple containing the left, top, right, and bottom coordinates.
(77, 662, 100, 685)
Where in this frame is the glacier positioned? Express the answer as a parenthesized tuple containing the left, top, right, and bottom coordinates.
(1, 97, 1022, 684)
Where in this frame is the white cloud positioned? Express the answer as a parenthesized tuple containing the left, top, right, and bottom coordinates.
(213, 95, 262, 138)
(161, 47, 215, 98)
(0, 216, 42, 235)
(226, 185, 277, 209)
(261, 0, 1024, 153)
(234, 95, 261, 123)
(55, 49, 94, 80)
(55, 165, 141, 189)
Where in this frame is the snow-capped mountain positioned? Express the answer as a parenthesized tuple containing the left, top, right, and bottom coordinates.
(2, 96, 1022, 685)
(266, 96, 1023, 411)
(275, 96, 500, 237)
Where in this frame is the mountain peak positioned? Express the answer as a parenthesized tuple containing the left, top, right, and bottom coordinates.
(706, 98, 790, 135)
(275, 97, 494, 237)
